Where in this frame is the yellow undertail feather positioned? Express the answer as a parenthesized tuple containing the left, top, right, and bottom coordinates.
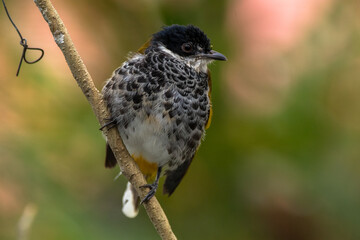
(132, 155, 158, 180)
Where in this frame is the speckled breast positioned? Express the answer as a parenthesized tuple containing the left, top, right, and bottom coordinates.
(102, 48, 210, 170)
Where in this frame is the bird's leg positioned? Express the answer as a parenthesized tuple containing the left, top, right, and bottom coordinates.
(140, 166, 162, 204)
(99, 118, 117, 131)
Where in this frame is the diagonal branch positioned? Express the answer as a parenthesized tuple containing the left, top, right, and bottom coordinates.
(33, 0, 177, 239)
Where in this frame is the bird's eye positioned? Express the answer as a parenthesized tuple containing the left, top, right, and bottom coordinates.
(181, 43, 193, 53)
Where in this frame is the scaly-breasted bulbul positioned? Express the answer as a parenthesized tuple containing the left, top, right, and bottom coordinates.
(102, 24, 226, 217)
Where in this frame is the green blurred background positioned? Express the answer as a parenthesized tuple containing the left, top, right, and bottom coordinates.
(1, 0, 360, 239)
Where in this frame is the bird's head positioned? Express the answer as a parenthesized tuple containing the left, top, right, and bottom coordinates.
(150, 25, 227, 72)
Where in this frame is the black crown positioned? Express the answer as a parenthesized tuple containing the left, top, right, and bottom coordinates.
(150, 25, 211, 57)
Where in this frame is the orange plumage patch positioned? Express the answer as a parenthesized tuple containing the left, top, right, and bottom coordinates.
(132, 155, 158, 180)
(137, 38, 152, 54)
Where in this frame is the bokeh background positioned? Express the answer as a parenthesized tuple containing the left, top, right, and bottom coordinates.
(1, 0, 360, 239)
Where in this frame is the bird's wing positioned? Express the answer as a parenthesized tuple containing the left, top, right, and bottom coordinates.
(102, 70, 125, 169)
(163, 70, 213, 195)
(102, 64, 136, 169)
(163, 155, 194, 196)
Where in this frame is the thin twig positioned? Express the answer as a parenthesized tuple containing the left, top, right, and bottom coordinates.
(32, 0, 177, 239)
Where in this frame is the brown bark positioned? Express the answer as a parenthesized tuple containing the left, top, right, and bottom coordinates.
(33, 0, 177, 239)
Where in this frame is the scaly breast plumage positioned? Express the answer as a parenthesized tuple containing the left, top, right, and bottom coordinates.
(102, 50, 210, 169)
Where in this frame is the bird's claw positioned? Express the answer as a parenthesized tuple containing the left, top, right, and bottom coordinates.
(139, 182, 158, 204)
(99, 118, 117, 131)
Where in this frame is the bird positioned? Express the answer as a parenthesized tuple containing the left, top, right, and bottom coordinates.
(101, 24, 226, 218)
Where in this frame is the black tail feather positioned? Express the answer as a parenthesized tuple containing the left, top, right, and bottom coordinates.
(105, 143, 118, 168)
(163, 159, 192, 196)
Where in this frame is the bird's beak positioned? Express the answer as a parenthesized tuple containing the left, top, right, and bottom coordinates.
(198, 50, 227, 61)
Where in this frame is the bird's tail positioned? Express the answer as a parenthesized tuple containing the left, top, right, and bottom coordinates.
(122, 182, 140, 218)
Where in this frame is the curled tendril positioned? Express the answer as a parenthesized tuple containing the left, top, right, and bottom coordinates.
(2, 0, 45, 76)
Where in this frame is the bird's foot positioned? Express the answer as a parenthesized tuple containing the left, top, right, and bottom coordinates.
(139, 182, 158, 204)
(99, 118, 117, 131)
